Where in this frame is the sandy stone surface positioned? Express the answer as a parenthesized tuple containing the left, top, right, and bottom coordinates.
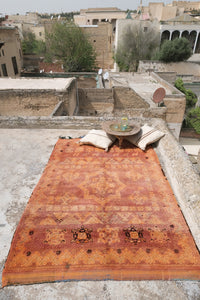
(0, 78, 74, 91)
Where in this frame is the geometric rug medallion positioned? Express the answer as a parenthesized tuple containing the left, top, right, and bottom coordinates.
(2, 139, 200, 286)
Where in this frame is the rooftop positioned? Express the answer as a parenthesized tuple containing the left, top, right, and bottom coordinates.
(109, 72, 176, 106)
(0, 78, 74, 91)
(84, 7, 123, 12)
(0, 72, 199, 298)
(0, 118, 200, 299)
(167, 13, 200, 22)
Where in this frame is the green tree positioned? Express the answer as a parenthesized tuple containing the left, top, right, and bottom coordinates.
(22, 32, 37, 54)
(114, 22, 160, 71)
(22, 31, 46, 55)
(175, 78, 197, 108)
(185, 107, 200, 134)
(159, 38, 192, 62)
(45, 21, 96, 72)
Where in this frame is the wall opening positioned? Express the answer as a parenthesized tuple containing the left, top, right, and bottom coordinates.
(12, 56, 19, 75)
(1, 64, 8, 76)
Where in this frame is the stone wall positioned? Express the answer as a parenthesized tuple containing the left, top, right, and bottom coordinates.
(51, 101, 65, 117)
(164, 94, 186, 138)
(74, 8, 126, 26)
(0, 90, 59, 117)
(78, 85, 154, 117)
(155, 72, 177, 85)
(173, 1, 200, 11)
(64, 79, 77, 116)
(152, 72, 186, 138)
(78, 88, 114, 116)
(154, 118, 200, 251)
(0, 27, 22, 78)
(138, 60, 200, 77)
(164, 95, 186, 124)
(77, 77, 97, 88)
(82, 23, 114, 69)
(0, 115, 167, 129)
(113, 87, 150, 110)
(113, 108, 166, 120)
(0, 79, 77, 117)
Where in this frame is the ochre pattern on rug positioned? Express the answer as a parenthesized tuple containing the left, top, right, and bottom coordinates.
(2, 139, 200, 286)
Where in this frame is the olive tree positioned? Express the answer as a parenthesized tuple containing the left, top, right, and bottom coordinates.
(115, 22, 160, 71)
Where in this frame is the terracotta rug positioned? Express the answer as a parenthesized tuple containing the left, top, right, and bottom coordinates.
(2, 139, 200, 286)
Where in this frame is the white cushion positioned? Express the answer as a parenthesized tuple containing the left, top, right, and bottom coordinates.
(79, 130, 116, 151)
(125, 124, 165, 150)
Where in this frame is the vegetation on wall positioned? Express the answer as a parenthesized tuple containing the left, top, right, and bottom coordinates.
(38, 12, 79, 20)
(157, 38, 192, 63)
(125, 9, 137, 14)
(175, 78, 200, 134)
(45, 21, 97, 72)
(114, 23, 160, 71)
(175, 78, 197, 108)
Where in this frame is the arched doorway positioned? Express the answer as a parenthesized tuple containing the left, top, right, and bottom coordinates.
(171, 30, 180, 40)
(161, 30, 170, 44)
(181, 30, 189, 40)
(189, 31, 197, 51)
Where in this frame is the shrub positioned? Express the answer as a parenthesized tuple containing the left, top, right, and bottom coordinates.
(185, 107, 200, 134)
(159, 38, 192, 62)
(175, 78, 197, 108)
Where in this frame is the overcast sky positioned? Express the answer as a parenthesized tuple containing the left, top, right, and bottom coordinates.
(0, 0, 182, 15)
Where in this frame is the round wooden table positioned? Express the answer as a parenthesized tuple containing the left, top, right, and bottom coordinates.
(102, 120, 141, 148)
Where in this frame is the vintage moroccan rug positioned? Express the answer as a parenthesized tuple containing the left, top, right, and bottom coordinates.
(2, 139, 200, 286)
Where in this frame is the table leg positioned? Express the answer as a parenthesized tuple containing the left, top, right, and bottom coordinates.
(118, 136, 124, 149)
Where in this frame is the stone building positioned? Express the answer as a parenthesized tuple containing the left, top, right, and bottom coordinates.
(80, 22, 114, 69)
(7, 12, 40, 24)
(0, 26, 22, 77)
(74, 7, 126, 30)
(160, 14, 200, 54)
(137, 1, 200, 21)
(23, 23, 45, 41)
(172, 1, 200, 11)
(73, 7, 127, 69)
(143, 3, 178, 21)
(138, 2, 184, 21)
(3, 12, 45, 41)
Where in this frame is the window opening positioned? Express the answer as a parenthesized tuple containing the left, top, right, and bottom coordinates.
(1, 64, 8, 76)
(12, 56, 18, 75)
